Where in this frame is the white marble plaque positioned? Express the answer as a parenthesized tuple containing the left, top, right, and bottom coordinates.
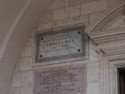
(35, 26, 88, 64)
(34, 66, 86, 94)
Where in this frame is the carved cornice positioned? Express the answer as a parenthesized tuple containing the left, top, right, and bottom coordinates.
(90, 6, 124, 36)
(86, 3, 125, 59)
(94, 33, 125, 44)
(90, 7, 123, 35)
(86, 3, 125, 45)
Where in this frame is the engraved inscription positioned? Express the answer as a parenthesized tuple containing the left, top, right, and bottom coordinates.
(36, 26, 88, 64)
(34, 67, 86, 94)
(39, 31, 82, 58)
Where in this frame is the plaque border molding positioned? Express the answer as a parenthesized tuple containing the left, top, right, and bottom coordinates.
(35, 25, 89, 66)
(33, 64, 87, 94)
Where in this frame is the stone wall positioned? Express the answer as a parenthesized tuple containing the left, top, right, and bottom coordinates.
(9, 0, 122, 94)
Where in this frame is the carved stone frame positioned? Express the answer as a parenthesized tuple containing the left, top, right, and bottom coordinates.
(34, 25, 89, 66)
(33, 64, 87, 94)
(99, 57, 125, 94)
(86, 2, 125, 94)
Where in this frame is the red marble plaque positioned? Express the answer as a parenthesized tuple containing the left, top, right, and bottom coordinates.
(34, 66, 86, 94)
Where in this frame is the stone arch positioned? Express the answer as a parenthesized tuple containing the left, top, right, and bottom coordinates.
(0, 1, 54, 94)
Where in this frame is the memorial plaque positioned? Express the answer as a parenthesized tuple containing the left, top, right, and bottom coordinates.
(34, 66, 86, 94)
(35, 26, 88, 64)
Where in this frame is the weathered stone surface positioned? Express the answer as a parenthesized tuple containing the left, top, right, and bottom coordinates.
(81, 0, 97, 3)
(34, 66, 86, 94)
(81, 0, 107, 15)
(53, 8, 69, 20)
(35, 26, 88, 64)
(69, 0, 81, 6)
(10, 0, 124, 94)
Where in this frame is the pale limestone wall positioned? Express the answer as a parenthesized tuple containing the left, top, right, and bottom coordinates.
(9, 0, 122, 94)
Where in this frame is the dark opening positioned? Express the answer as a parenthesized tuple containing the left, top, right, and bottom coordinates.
(118, 68, 125, 94)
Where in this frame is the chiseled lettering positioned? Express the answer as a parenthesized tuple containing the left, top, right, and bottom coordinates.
(34, 68, 84, 94)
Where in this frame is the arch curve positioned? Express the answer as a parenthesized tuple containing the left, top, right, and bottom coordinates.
(85, 2, 125, 59)
(86, 2, 124, 40)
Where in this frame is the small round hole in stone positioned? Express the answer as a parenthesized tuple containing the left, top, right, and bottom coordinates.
(78, 49, 81, 52)
(40, 55, 42, 57)
(78, 31, 81, 34)
(41, 38, 43, 40)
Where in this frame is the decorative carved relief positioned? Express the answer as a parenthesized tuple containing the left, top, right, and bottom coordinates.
(94, 33, 125, 44)
(88, 3, 125, 58)
(88, 4, 125, 45)
(90, 6, 124, 36)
